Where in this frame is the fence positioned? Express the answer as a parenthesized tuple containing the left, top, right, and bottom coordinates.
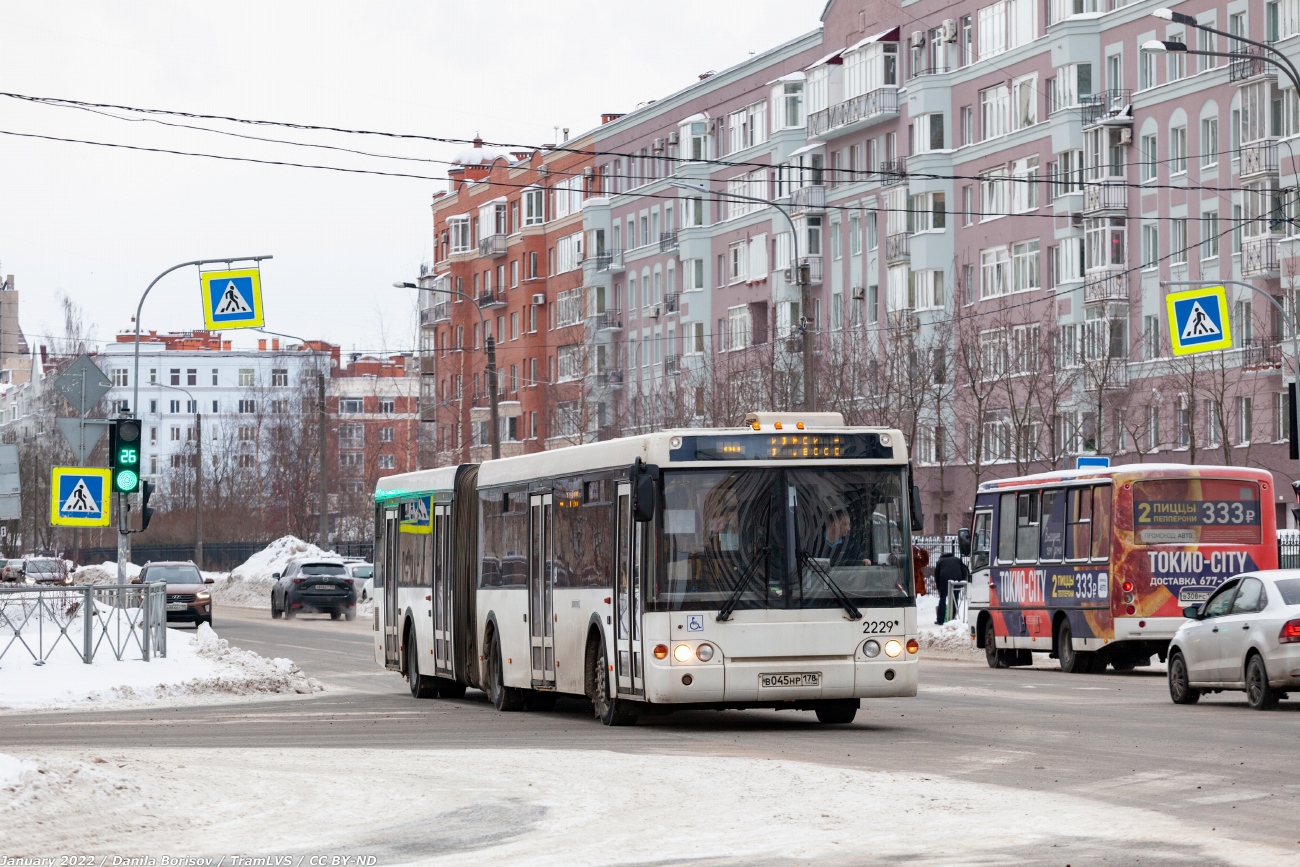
(0, 583, 167, 665)
(76, 541, 274, 571)
(1280, 533, 1300, 569)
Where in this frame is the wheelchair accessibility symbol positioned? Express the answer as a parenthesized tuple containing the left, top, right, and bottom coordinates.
(687, 615, 704, 632)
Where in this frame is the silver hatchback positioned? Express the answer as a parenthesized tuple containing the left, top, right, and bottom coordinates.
(1168, 571, 1300, 710)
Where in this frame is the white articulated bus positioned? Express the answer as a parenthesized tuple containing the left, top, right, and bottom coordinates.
(372, 412, 923, 725)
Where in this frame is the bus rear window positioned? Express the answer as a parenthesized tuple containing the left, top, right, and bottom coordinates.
(1132, 479, 1261, 545)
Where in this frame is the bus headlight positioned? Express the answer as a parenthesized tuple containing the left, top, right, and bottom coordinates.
(673, 644, 692, 662)
(884, 639, 903, 658)
(862, 639, 881, 658)
(696, 643, 714, 662)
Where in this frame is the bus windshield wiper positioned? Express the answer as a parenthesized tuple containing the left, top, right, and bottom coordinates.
(798, 550, 862, 620)
(715, 547, 768, 623)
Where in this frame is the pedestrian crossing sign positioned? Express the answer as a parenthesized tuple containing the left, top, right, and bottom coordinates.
(50, 467, 111, 527)
(200, 268, 265, 330)
(1167, 285, 1232, 356)
(400, 496, 432, 535)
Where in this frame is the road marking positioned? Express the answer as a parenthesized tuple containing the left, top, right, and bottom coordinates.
(1186, 791, 1271, 805)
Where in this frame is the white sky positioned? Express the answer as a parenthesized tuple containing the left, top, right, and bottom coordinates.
(0, 0, 826, 358)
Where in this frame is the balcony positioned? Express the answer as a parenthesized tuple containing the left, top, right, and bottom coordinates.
(597, 369, 624, 387)
(419, 303, 450, 326)
(1083, 363, 1130, 391)
(419, 261, 435, 278)
(880, 158, 907, 188)
(664, 354, 681, 376)
(885, 233, 911, 263)
(1242, 236, 1281, 277)
(594, 250, 625, 272)
(477, 289, 506, 309)
(589, 309, 623, 332)
(806, 86, 900, 138)
(790, 184, 826, 215)
(784, 255, 824, 285)
(1240, 139, 1279, 180)
(1230, 46, 1276, 83)
(1079, 90, 1133, 127)
(659, 232, 679, 253)
(886, 309, 920, 332)
(1082, 182, 1127, 213)
(1084, 269, 1129, 303)
(478, 234, 508, 258)
(1241, 339, 1284, 370)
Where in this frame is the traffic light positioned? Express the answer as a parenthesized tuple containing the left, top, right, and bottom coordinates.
(139, 479, 155, 531)
(111, 419, 142, 494)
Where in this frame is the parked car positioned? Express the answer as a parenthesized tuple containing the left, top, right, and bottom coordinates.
(270, 559, 356, 621)
(23, 558, 70, 586)
(1168, 570, 1300, 710)
(134, 561, 214, 627)
(344, 562, 373, 601)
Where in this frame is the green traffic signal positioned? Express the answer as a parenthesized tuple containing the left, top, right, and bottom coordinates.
(112, 419, 142, 493)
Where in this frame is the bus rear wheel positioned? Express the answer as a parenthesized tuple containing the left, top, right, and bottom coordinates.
(1057, 619, 1100, 674)
(487, 632, 526, 712)
(814, 700, 858, 724)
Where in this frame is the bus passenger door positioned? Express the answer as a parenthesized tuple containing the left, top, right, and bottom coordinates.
(382, 507, 402, 669)
(433, 503, 454, 679)
(615, 483, 644, 696)
(966, 510, 993, 618)
(529, 492, 556, 688)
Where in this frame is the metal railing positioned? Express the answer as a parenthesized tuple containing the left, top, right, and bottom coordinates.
(0, 583, 167, 665)
(1083, 182, 1127, 213)
(880, 159, 908, 187)
(885, 232, 911, 262)
(478, 234, 508, 258)
(1084, 269, 1129, 303)
(1280, 533, 1300, 569)
(663, 293, 680, 313)
(944, 580, 969, 626)
(589, 309, 623, 331)
(1241, 338, 1284, 369)
(1230, 46, 1277, 82)
(790, 184, 827, 214)
(477, 289, 507, 308)
(1240, 139, 1279, 178)
(594, 250, 625, 272)
(1079, 89, 1132, 126)
(1242, 236, 1281, 277)
(806, 87, 900, 138)
(659, 232, 679, 252)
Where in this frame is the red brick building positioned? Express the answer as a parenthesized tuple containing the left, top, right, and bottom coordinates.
(419, 134, 600, 465)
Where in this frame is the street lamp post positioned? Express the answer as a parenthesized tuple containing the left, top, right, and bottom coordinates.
(120, 254, 271, 584)
(394, 281, 500, 460)
(1149, 8, 1300, 91)
(668, 180, 815, 412)
(1161, 280, 1300, 485)
(156, 382, 202, 570)
(257, 329, 330, 551)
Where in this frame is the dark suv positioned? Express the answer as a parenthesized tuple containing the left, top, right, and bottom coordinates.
(135, 561, 214, 627)
(271, 559, 356, 621)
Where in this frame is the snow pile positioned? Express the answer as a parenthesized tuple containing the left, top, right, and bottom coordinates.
(69, 561, 142, 585)
(207, 535, 337, 609)
(0, 622, 323, 712)
(915, 593, 982, 661)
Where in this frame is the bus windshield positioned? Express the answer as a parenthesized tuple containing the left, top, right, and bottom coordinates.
(656, 467, 912, 612)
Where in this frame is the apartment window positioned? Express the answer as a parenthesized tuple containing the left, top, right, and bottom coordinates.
(980, 246, 1010, 298)
(1054, 149, 1083, 196)
(725, 305, 750, 350)
(340, 398, 363, 414)
(1196, 27, 1217, 72)
(1201, 212, 1219, 259)
(960, 105, 974, 147)
(148, 368, 157, 385)
(1169, 126, 1187, 174)
(448, 217, 471, 253)
(980, 84, 1009, 140)
(682, 120, 711, 161)
(908, 270, 945, 309)
(149, 400, 157, 415)
(338, 423, 364, 448)
(830, 221, 842, 260)
(980, 167, 1007, 219)
(1277, 392, 1292, 442)
(1011, 324, 1041, 374)
(1084, 217, 1126, 270)
(238, 399, 256, 414)
(1010, 156, 1039, 212)
(1171, 219, 1188, 265)
(1167, 32, 1186, 81)
(1137, 134, 1157, 183)
(1010, 240, 1040, 291)
(1051, 64, 1092, 110)
(727, 101, 768, 153)
(170, 369, 180, 386)
(908, 192, 946, 232)
(111, 368, 128, 387)
(977, 2, 1008, 58)
(1141, 224, 1159, 270)
(1206, 399, 1223, 447)
(522, 188, 545, 225)
(238, 368, 255, 387)
(686, 322, 705, 354)
(959, 15, 973, 65)
(1139, 48, 1156, 90)
(868, 284, 880, 322)
(557, 344, 583, 382)
(379, 398, 395, 414)
(1012, 75, 1037, 130)
(1142, 315, 1161, 360)
(867, 212, 878, 250)
(1106, 53, 1122, 90)
(378, 455, 396, 470)
(170, 426, 181, 442)
(268, 368, 287, 387)
(1051, 237, 1084, 285)
(913, 113, 945, 153)
(849, 214, 861, 255)
(339, 451, 363, 469)
(1232, 203, 1243, 254)
(1201, 117, 1218, 168)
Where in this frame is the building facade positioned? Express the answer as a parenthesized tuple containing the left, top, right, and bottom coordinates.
(415, 0, 1300, 530)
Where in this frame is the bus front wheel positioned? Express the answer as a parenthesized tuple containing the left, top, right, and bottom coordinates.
(589, 640, 638, 726)
(814, 700, 858, 724)
(984, 619, 1009, 669)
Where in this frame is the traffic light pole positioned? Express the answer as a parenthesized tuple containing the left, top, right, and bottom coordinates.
(116, 492, 130, 583)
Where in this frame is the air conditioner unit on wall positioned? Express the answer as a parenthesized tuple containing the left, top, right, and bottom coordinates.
(910, 30, 925, 48)
(653, 138, 665, 152)
(667, 131, 680, 145)
(1118, 128, 1133, 146)
(1070, 213, 1084, 229)
(941, 19, 958, 42)
(532, 293, 546, 305)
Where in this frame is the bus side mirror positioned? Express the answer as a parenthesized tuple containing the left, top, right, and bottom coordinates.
(957, 528, 971, 556)
(634, 473, 656, 523)
(910, 483, 924, 533)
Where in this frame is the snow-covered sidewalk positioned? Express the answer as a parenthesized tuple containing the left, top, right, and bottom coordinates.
(916, 593, 983, 661)
(0, 623, 323, 712)
(0, 747, 1287, 864)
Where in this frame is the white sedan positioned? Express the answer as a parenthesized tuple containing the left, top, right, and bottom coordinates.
(1168, 570, 1300, 710)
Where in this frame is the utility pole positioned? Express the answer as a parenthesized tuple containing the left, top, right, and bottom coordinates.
(318, 368, 329, 549)
(194, 411, 203, 570)
(799, 261, 815, 412)
(486, 334, 501, 460)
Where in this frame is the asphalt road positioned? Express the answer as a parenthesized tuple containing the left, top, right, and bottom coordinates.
(6, 606, 1300, 860)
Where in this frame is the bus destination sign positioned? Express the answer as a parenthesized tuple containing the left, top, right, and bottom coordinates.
(670, 433, 893, 462)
